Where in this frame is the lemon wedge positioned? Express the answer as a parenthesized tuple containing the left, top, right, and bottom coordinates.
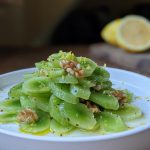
(101, 19, 122, 45)
(116, 15, 150, 52)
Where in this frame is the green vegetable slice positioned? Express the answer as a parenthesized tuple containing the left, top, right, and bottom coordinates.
(23, 73, 39, 81)
(35, 61, 49, 70)
(108, 104, 142, 121)
(52, 74, 78, 84)
(8, 83, 23, 100)
(79, 78, 96, 88)
(100, 81, 112, 90)
(99, 112, 127, 132)
(46, 68, 65, 78)
(70, 84, 91, 100)
(94, 67, 110, 79)
(36, 60, 60, 70)
(0, 99, 21, 112)
(49, 82, 78, 104)
(50, 119, 74, 135)
(49, 95, 69, 126)
(22, 77, 51, 97)
(63, 102, 96, 130)
(20, 95, 50, 112)
(77, 57, 97, 77)
(0, 112, 18, 123)
(89, 114, 101, 131)
(90, 92, 119, 110)
(33, 96, 50, 112)
(20, 95, 36, 109)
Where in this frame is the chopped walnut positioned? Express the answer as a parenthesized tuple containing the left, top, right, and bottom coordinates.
(60, 60, 84, 78)
(85, 101, 100, 113)
(112, 90, 127, 106)
(17, 108, 38, 123)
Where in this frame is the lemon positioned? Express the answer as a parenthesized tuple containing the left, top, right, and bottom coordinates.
(101, 19, 122, 45)
(116, 15, 150, 52)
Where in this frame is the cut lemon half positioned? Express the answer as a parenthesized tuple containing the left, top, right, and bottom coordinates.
(116, 15, 150, 52)
(101, 19, 122, 45)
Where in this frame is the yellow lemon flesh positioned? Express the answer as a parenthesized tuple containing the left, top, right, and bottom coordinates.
(101, 19, 122, 45)
(116, 15, 150, 52)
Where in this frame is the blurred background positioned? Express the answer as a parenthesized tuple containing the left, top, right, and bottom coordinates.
(0, 0, 150, 76)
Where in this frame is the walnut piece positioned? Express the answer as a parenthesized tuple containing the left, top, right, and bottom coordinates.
(112, 90, 127, 106)
(60, 60, 84, 78)
(17, 108, 38, 123)
(85, 101, 100, 113)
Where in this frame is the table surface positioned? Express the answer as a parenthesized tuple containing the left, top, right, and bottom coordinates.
(0, 43, 150, 77)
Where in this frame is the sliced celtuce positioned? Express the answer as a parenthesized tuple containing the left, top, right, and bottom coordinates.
(49, 82, 78, 104)
(93, 67, 110, 79)
(32, 96, 50, 112)
(0, 99, 21, 112)
(70, 84, 91, 100)
(99, 112, 127, 132)
(63, 102, 96, 130)
(77, 57, 97, 77)
(22, 77, 51, 97)
(49, 95, 69, 126)
(50, 119, 74, 135)
(108, 104, 142, 121)
(0, 112, 18, 123)
(52, 74, 78, 84)
(90, 92, 119, 110)
(20, 95, 36, 109)
(79, 78, 96, 88)
(8, 83, 23, 100)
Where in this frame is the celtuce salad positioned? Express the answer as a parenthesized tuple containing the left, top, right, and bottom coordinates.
(0, 51, 142, 136)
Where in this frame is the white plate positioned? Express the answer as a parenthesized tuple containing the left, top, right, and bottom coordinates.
(0, 68, 150, 150)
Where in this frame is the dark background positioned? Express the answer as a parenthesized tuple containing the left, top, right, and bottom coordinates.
(0, 0, 150, 47)
(51, 1, 150, 45)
